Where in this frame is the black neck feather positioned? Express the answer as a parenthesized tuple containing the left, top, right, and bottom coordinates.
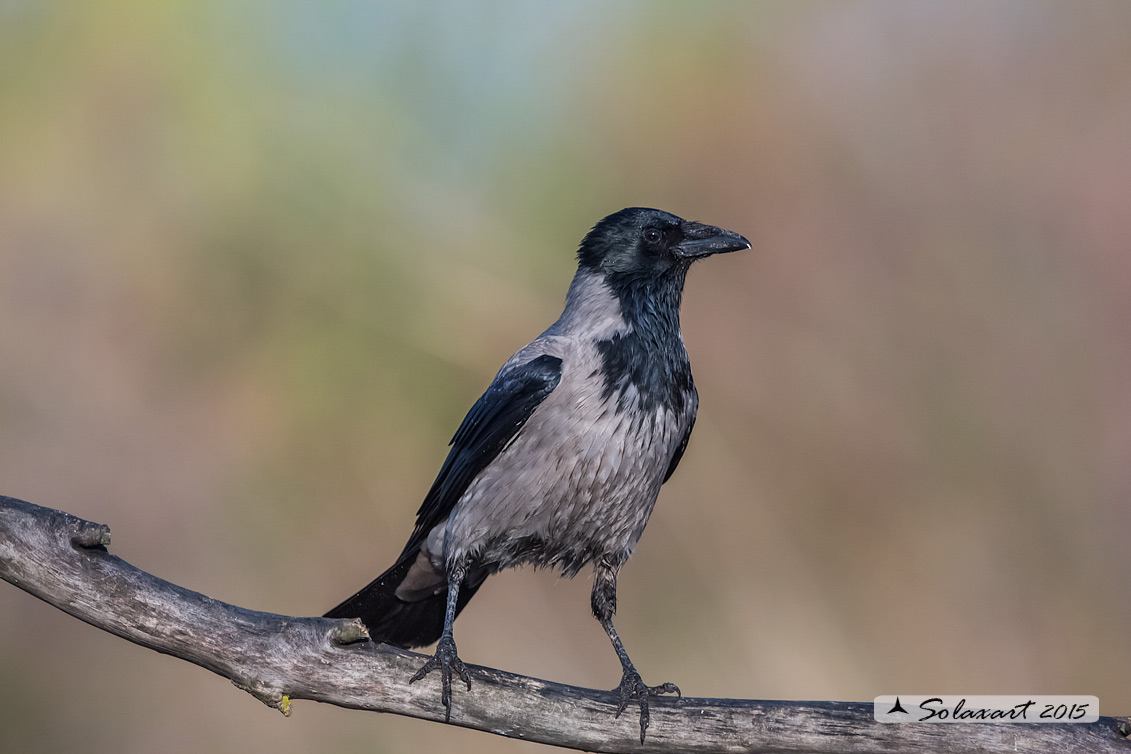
(596, 266, 694, 415)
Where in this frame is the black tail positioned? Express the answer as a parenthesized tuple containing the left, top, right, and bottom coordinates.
(324, 549, 484, 649)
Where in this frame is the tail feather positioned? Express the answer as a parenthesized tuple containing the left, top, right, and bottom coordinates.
(325, 550, 483, 649)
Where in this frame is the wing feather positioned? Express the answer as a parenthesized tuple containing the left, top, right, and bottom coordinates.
(400, 353, 562, 558)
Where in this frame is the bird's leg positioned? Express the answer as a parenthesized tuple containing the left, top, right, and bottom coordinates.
(592, 557, 680, 743)
(409, 559, 471, 722)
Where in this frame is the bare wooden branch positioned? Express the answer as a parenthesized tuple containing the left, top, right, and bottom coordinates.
(1, 494, 1127, 753)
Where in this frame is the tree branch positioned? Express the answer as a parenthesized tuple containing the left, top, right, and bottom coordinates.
(1, 494, 1127, 753)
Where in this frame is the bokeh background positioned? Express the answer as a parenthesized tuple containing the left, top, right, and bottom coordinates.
(2, 2, 1129, 752)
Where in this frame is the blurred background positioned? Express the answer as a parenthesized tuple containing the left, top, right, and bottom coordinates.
(2, 2, 1129, 752)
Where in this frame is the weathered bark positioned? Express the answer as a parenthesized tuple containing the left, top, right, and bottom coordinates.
(1, 494, 1128, 753)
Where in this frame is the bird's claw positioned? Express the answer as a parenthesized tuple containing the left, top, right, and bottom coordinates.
(612, 667, 680, 743)
(409, 635, 471, 722)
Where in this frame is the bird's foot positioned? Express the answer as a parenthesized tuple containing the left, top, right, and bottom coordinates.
(612, 665, 681, 743)
(409, 634, 471, 722)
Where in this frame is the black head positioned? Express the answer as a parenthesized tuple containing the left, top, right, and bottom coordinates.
(577, 207, 750, 277)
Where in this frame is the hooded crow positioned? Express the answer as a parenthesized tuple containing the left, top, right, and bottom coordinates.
(326, 207, 750, 741)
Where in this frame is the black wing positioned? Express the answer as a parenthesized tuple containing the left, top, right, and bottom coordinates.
(662, 411, 696, 483)
(400, 353, 562, 557)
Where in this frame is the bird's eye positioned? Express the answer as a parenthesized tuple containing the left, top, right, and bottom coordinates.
(642, 228, 663, 245)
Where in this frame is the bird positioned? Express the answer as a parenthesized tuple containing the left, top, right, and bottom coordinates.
(325, 207, 750, 742)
